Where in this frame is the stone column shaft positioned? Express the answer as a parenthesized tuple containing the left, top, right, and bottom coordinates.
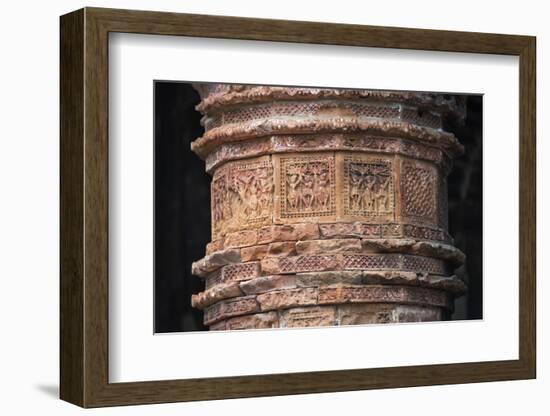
(190, 84, 466, 330)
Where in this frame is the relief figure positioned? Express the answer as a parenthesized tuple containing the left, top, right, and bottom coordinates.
(347, 162, 392, 215)
(284, 161, 332, 213)
(212, 163, 272, 235)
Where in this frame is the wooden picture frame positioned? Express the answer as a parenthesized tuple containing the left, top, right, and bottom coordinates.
(60, 7, 536, 408)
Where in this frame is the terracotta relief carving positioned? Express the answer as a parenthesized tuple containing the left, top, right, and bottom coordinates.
(438, 175, 449, 229)
(401, 162, 438, 224)
(277, 155, 336, 221)
(190, 84, 467, 331)
(343, 156, 394, 221)
(211, 157, 273, 238)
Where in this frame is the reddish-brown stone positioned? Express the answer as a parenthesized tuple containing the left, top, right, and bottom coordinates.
(205, 239, 225, 255)
(266, 241, 297, 257)
(191, 248, 241, 277)
(257, 224, 320, 244)
(191, 281, 243, 309)
(338, 304, 395, 325)
(220, 261, 261, 283)
(223, 230, 258, 249)
(209, 321, 227, 331)
(280, 306, 336, 328)
(256, 287, 319, 311)
(240, 245, 269, 262)
(239, 275, 298, 295)
(190, 84, 466, 330)
(260, 255, 340, 275)
(204, 296, 260, 325)
(225, 311, 279, 330)
(295, 238, 362, 255)
(318, 285, 449, 308)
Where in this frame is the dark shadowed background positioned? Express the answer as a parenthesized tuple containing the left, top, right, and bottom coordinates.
(153, 81, 482, 333)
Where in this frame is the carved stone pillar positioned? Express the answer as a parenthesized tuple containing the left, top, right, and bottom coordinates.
(190, 84, 466, 330)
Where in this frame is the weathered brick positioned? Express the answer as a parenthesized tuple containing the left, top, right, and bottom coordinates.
(221, 261, 260, 283)
(223, 230, 258, 249)
(410, 241, 466, 265)
(256, 287, 318, 311)
(240, 275, 298, 295)
(240, 245, 269, 262)
(191, 248, 241, 277)
(267, 241, 296, 257)
(319, 223, 356, 238)
(319, 223, 381, 239)
(204, 296, 260, 325)
(261, 255, 339, 275)
(393, 305, 442, 322)
(280, 306, 336, 328)
(318, 285, 449, 308)
(205, 239, 225, 255)
(205, 268, 223, 289)
(225, 312, 279, 330)
(337, 304, 395, 325)
(257, 223, 320, 244)
(295, 238, 362, 255)
(295, 271, 363, 287)
(209, 321, 227, 331)
(360, 238, 416, 253)
(191, 281, 243, 309)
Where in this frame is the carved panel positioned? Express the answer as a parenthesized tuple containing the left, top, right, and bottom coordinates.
(202, 262, 261, 290)
(277, 255, 339, 274)
(225, 311, 279, 330)
(203, 296, 259, 326)
(275, 154, 336, 222)
(342, 155, 395, 221)
(222, 261, 260, 283)
(402, 223, 448, 242)
(341, 254, 401, 270)
(318, 286, 449, 308)
(401, 161, 437, 223)
(206, 101, 402, 131)
(205, 134, 446, 173)
(280, 306, 336, 328)
(401, 107, 441, 129)
(211, 157, 273, 238)
(402, 255, 447, 275)
(263, 253, 447, 275)
(438, 175, 449, 229)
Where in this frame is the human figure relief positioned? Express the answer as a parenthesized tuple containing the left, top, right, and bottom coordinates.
(283, 160, 333, 215)
(256, 168, 272, 216)
(363, 174, 377, 212)
(212, 178, 226, 225)
(212, 175, 235, 234)
(300, 167, 315, 210)
(377, 175, 390, 212)
(286, 168, 302, 210)
(314, 164, 331, 210)
(226, 173, 245, 222)
(242, 171, 258, 219)
(349, 164, 366, 211)
(346, 161, 392, 215)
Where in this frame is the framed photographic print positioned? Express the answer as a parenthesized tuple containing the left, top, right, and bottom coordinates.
(60, 7, 536, 408)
